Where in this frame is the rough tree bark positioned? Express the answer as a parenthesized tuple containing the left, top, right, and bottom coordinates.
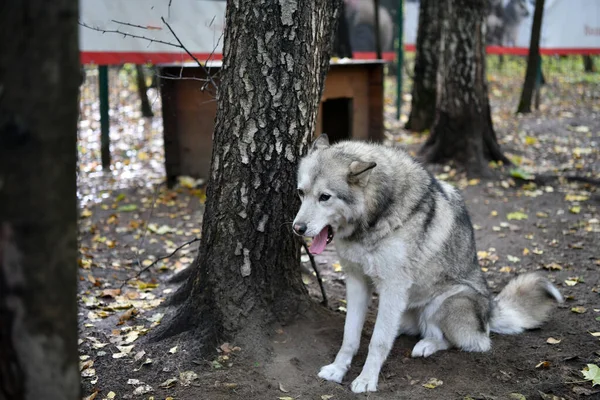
(405, 0, 441, 132)
(135, 65, 154, 118)
(155, 0, 340, 348)
(0, 1, 81, 399)
(517, 0, 545, 114)
(420, 0, 510, 176)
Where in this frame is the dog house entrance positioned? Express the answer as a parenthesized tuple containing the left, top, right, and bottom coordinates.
(322, 97, 353, 143)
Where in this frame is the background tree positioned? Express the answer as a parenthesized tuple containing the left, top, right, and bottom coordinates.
(155, 0, 340, 349)
(517, 0, 545, 113)
(405, 0, 441, 132)
(0, 1, 81, 399)
(582, 55, 596, 73)
(420, 0, 510, 176)
(135, 65, 154, 118)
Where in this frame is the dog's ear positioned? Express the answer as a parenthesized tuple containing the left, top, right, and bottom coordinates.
(309, 133, 330, 153)
(348, 160, 377, 187)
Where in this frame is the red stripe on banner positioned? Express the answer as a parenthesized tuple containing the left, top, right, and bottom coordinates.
(80, 52, 223, 65)
(81, 46, 599, 65)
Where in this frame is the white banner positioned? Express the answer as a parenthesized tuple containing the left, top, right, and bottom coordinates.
(79, 0, 600, 65)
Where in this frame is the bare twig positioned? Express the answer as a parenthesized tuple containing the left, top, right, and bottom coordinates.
(301, 240, 328, 306)
(79, 21, 179, 48)
(111, 19, 153, 30)
(121, 237, 201, 289)
(160, 16, 217, 91)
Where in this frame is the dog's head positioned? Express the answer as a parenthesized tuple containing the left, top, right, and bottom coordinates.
(292, 134, 376, 254)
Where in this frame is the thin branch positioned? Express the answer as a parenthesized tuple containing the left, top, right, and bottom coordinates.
(121, 237, 201, 289)
(160, 16, 217, 91)
(111, 19, 153, 30)
(79, 21, 180, 49)
(301, 240, 328, 306)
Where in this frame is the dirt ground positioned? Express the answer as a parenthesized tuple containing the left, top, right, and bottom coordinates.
(77, 67, 599, 400)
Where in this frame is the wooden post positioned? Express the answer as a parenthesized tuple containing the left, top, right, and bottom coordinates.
(99, 65, 110, 169)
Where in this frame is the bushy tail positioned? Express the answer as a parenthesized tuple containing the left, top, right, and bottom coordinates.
(490, 273, 564, 335)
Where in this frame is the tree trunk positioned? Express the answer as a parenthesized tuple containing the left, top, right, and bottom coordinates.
(333, 0, 353, 58)
(155, 0, 340, 348)
(420, 0, 509, 176)
(135, 65, 154, 118)
(583, 55, 596, 73)
(373, 0, 382, 59)
(0, 1, 81, 399)
(517, 0, 545, 114)
(405, 0, 441, 132)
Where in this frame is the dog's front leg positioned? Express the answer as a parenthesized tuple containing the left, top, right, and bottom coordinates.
(350, 283, 407, 393)
(318, 271, 371, 383)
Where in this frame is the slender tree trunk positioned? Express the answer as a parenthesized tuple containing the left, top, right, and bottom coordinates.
(333, 0, 353, 58)
(583, 55, 596, 73)
(405, 0, 441, 132)
(517, 0, 545, 113)
(135, 65, 154, 118)
(373, 0, 382, 59)
(420, 0, 509, 176)
(0, 1, 81, 399)
(155, 0, 340, 348)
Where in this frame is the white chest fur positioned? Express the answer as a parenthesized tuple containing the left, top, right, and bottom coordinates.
(335, 237, 408, 280)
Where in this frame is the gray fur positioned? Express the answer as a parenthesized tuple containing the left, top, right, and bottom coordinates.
(293, 139, 563, 393)
(503, 0, 530, 47)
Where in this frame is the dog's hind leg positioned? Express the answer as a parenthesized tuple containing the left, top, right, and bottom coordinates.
(436, 291, 491, 354)
(318, 270, 371, 383)
(412, 288, 491, 357)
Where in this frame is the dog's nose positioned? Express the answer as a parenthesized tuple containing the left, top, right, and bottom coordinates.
(293, 222, 307, 235)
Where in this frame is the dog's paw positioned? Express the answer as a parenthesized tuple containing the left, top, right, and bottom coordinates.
(318, 363, 347, 383)
(350, 373, 378, 393)
(411, 338, 447, 358)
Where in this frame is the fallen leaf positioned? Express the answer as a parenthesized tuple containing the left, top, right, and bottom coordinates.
(169, 346, 178, 354)
(117, 204, 138, 212)
(581, 364, 600, 386)
(133, 385, 153, 395)
(179, 370, 199, 386)
(546, 337, 561, 344)
(507, 255, 520, 263)
(159, 377, 178, 389)
(332, 262, 342, 272)
(81, 209, 93, 218)
(499, 266, 513, 273)
(571, 306, 587, 314)
(82, 391, 98, 400)
(509, 393, 527, 400)
(590, 332, 600, 337)
(509, 167, 534, 180)
(507, 211, 528, 221)
(106, 392, 116, 399)
(544, 263, 562, 271)
(422, 378, 443, 389)
(117, 308, 138, 325)
(321, 396, 334, 400)
(81, 368, 96, 378)
(100, 288, 121, 298)
(570, 206, 581, 214)
(536, 361, 551, 369)
(127, 378, 141, 385)
(565, 193, 589, 202)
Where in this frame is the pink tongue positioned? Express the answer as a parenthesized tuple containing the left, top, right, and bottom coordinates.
(309, 226, 329, 254)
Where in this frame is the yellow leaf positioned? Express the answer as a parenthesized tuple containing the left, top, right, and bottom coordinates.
(570, 206, 581, 214)
(546, 337, 561, 344)
(544, 263, 562, 271)
(422, 378, 443, 389)
(564, 279, 578, 286)
(536, 212, 548, 218)
(525, 136, 538, 145)
(332, 262, 343, 272)
(571, 306, 587, 314)
(522, 248, 530, 256)
(106, 392, 116, 399)
(490, 210, 498, 217)
(507, 212, 528, 221)
(81, 208, 93, 218)
(532, 248, 544, 255)
(565, 193, 589, 202)
(535, 361, 551, 369)
(499, 266, 513, 273)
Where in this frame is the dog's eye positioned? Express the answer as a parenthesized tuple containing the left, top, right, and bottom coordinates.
(297, 189, 304, 197)
(319, 193, 331, 202)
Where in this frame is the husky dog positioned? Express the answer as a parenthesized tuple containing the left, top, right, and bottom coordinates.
(292, 135, 563, 393)
(503, 0, 530, 47)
